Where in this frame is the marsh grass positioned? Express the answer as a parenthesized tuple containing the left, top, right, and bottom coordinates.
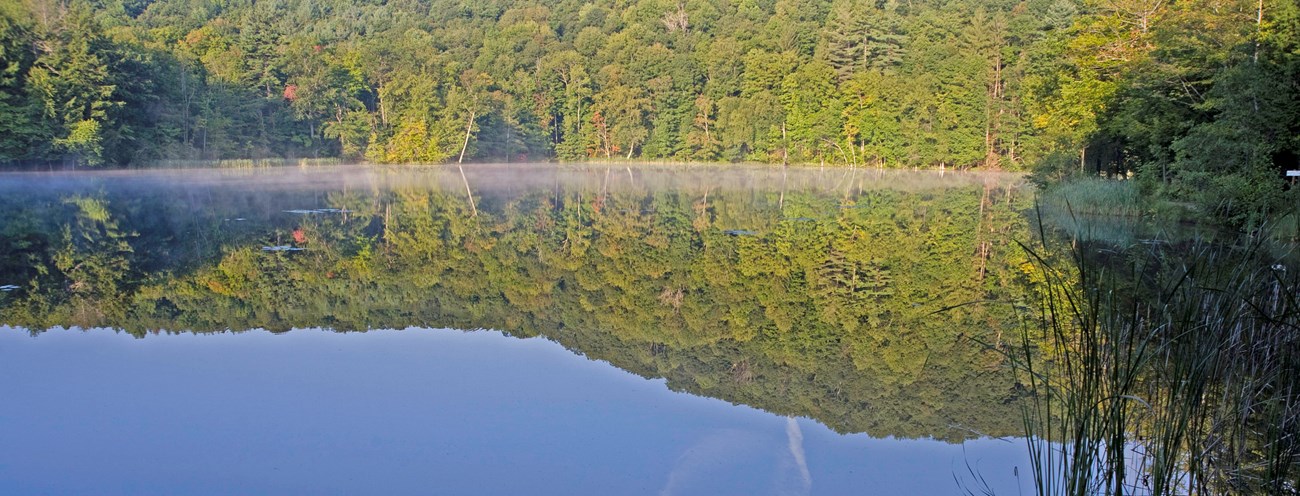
(1012, 213, 1300, 495)
(1038, 179, 1190, 221)
(1040, 179, 1146, 217)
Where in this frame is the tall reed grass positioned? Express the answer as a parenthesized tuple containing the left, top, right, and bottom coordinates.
(1012, 214, 1300, 495)
(1039, 179, 1148, 217)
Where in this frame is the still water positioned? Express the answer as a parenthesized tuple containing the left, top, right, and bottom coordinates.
(0, 165, 1035, 494)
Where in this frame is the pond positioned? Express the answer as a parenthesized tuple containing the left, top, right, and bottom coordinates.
(0, 165, 1038, 494)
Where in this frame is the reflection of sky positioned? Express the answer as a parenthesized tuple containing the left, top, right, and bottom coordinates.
(0, 327, 1030, 495)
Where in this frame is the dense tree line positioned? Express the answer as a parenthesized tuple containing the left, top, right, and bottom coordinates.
(0, 0, 1296, 220)
(0, 0, 1053, 167)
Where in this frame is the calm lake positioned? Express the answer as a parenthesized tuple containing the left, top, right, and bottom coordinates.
(0, 165, 1037, 494)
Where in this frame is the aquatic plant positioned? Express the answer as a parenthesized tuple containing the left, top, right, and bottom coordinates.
(1012, 214, 1300, 495)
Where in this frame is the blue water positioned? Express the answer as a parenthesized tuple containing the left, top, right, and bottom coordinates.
(0, 327, 1030, 495)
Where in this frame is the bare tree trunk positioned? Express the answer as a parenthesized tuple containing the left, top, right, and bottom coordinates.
(824, 138, 851, 166)
(985, 52, 1003, 169)
(1254, 0, 1263, 113)
(781, 121, 788, 166)
(378, 82, 389, 126)
(985, 91, 994, 169)
(458, 110, 476, 164)
(1255, 0, 1263, 64)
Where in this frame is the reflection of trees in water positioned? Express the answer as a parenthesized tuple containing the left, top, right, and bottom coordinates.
(55, 196, 135, 322)
(0, 171, 1037, 441)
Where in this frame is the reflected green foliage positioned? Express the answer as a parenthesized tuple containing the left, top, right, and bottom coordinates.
(0, 167, 1037, 441)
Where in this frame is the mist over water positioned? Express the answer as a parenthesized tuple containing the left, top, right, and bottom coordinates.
(0, 162, 1025, 196)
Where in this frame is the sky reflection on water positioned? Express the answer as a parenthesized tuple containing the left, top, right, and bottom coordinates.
(0, 326, 1030, 495)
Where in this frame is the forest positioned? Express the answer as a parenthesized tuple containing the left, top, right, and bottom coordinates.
(1, 0, 1296, 214)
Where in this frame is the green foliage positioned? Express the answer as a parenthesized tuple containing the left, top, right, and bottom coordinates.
(377, 117, 448, 164)
(0, 0, 44, 162)
(54, 119, 103, 165)
(25, 4, 118, 167)
(1026, 0, 1300, 228)
(0, 0, 1094, 169)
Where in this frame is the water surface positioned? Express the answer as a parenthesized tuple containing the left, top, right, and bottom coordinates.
(0, 165, 1036, 493)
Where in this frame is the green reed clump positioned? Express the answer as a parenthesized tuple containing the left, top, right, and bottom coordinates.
(1039, 179, 1148, 218)
(1013, 218, 1300, 495)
